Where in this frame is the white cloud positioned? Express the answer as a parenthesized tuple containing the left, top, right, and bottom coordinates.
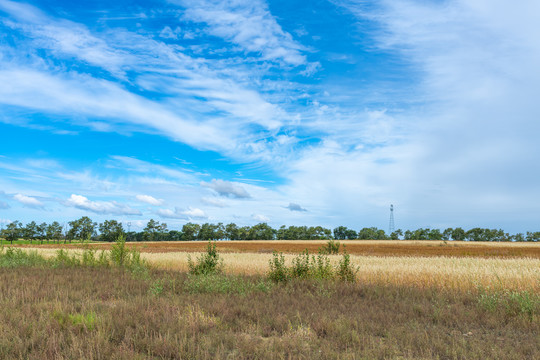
(13, 193, 44, 208)
(157, 206, 207, 219)
(182, 207, 207, 219)
(201, 179, 251, 199)
(156, 208, 185, 219)
(135, 194, 165, 206)
(252, 213, 269, 222)
(175, 0, 307, 65)
(66, 194, 141, 215)
(0, 0, 291, 157)
(201, 197, 228, 207)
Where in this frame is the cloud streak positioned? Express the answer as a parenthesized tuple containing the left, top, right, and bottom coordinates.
(66, 194, 141, 215)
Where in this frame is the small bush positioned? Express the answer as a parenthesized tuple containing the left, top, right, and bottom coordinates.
(290, 250, 311, 279)
(53, 249, 81, 267)
(320, 239, 341, 255)
(188, 241, 223, 275)
(269, 249, 358, 283)
(110, 234, 129, 267)
(0, 247, 48, 267)
(268, 251, 289, 283)
(335, 249, 358, 282)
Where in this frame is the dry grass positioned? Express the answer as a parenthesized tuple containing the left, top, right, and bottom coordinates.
(17, 239, 540, 258)
(0, 265, 538, 359)
(26, 247, 540, 292)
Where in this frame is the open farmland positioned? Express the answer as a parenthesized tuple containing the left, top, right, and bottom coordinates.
(27, 244, 540, 292)
(16, 239, 540, 258)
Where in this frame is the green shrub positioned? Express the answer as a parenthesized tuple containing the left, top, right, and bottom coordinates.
(111, 234, 129, 267)
(290, 249, 311, 279)
(268, 251, 289, 283)
(268, 249, 357, 283)
(53, 249, 81, 267)
(320, 239, 341, 255)
(335, 249, 358, 282)
(188, 241, 223, 275)
(0, 247, 48, 267)
(311, 253, 334, 280)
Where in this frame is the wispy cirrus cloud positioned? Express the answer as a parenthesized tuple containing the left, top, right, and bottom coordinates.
(174, 0, 307, 66)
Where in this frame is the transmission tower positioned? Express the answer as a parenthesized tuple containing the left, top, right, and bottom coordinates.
(389, 204, 395, 234)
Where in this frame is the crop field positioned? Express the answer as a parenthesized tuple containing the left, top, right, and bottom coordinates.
(16, 239, 540, 257)
(28, 246, 540, 292)
(3, 241, 539, 359)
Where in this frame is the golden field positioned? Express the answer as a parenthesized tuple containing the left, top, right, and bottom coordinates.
(26, 243, 540, 292)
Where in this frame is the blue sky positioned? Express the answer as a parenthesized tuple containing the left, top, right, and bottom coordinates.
(1, 0, 539, 232)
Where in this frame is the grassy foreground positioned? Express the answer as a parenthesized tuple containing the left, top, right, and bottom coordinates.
(0, 248, 538, 359)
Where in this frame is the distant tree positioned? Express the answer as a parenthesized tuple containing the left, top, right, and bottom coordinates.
(428, 229, 443, 240)
(333, 226, 357, 240)
(24, 221, 38, 243)
(37, 222, 47, 244)
(390, 229, 403, 240)
(68, 216, 97, 242)
(526, 231, 540, 242)
(248, 223, 275, 240)
(511, 233, 525, 242)
(182, 223, 200, 241)
(451, 227, 466, 241)
(4, 221, 23, 244)
(225, 223, 240, 240)
(358, 227, 387, 240)
(442, 228, 453, 240)
(46, 222, 63, 244)
(143, 219, 168, 241)
(167, 230, 183, 241)
(99, 220, 124, 242)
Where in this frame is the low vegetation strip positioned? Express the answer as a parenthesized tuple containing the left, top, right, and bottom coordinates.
(14, 239, 540, 258)
(23, 247, 540, 292)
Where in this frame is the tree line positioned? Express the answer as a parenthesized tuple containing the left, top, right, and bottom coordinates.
(0, 217, 539, 243)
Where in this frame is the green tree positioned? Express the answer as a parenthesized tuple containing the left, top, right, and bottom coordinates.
(37, 222, 47, 244)
(68, 217, 97, 243)
(4, 221, 23, 244)
(99, 220, 125, 242)
(46, 221, 63, 244)
(181, 222, 200, 241)
(248, 223, 275, 240)
(225, 223, 240, 240)
(143, 219, 168, 241)
(390, 229, 403, 240)
(451, 227, 466, 241)
(24, 221, 38, 243)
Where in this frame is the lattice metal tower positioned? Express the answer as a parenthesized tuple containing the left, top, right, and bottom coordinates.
(389, 204, 395, 234)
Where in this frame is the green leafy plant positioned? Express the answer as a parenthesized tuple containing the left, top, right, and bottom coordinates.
(268, 251, 289, 283)
(335, 248, 358, 282)
(320, 239, 341, 255)
(188, 240, 223, 275)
